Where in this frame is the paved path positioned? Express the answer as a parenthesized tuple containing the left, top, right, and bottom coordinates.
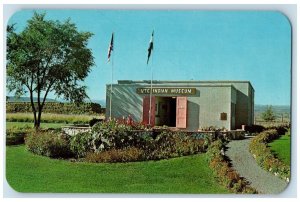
(226, 138, 288, 194)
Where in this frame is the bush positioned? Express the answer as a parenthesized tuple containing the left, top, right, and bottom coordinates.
(69, 132, 95, 158)
(86, 147, 144, 163)
(6, 132, 26, 145)
(206, 139, 257, 193)
(25, 131, 74, 158)
(245, 125, 265, 134)
(69, 120, 206, 161)
(249, 128, 290, 182)
(6, 128, 33, 145)
(89, 118, 103, 127)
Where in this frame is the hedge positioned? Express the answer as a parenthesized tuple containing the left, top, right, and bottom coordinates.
(206, 139, 257, 193)
(6, 102, 102, 115)
(25, 130, 74, 158)
(249, 126, 290, 182)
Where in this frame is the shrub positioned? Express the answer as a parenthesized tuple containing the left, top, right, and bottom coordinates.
(69, 132, 94, 158)
(207, 139, 257, 193)
(69, 120, 147, 158)
(89, 118, 103, 127)
(249, 128, 290, 182)
(6, 128, 33, 145)
(135, 130, 206, 160)
(6, 132, 26, 145)
(85, 147, 144, 163)
(25, 131, 74, 158)
(70, 120, 206, 161)
(245, 125, 265, 134)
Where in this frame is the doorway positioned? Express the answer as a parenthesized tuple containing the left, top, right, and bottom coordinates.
(142, 96, 187, 128)
(155, 97, 177, 127)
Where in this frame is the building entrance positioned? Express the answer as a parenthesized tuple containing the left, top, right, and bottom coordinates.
(142, 96, 187, 128)
(155, 97, 177, 127)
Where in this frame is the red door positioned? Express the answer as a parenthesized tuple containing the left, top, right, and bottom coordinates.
(142, 96, 156, 126)
(176, 97, 187, 128)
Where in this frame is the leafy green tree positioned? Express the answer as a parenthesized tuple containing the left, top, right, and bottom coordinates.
(7, 12, 94, 129)
(261, 105, 276, 122)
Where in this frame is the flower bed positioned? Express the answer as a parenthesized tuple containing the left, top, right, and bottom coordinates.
(249, 126, 290, 182)
(70, 120, 209, 161)
(25, 120, 209, 162)
(206, 139, 257, 193)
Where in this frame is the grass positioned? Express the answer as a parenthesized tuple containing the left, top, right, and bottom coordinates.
(6, 122, 66, 130)
(6, 113, 104, 124)
(268, 132, 291, 166)
(6, 145, 229, 193)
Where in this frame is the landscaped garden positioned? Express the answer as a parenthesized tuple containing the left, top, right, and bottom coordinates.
(6, 117, 256, 194)
(5, 110, 289, 194)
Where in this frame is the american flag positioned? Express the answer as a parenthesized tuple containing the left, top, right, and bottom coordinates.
(107, 33, 114, 62)
(147, 31, 154, 64)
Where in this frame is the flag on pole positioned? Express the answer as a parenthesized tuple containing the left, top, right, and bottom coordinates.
(107, 33, 114, 62)
(147, 31, 154, 64)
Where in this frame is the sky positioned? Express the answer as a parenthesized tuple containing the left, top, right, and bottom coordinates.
(6, 10, 291, 105)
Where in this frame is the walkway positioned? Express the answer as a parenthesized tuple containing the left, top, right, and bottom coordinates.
(226, 138, 288, 194)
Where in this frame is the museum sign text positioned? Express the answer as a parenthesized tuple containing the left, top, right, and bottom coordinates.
(136, 87, 196, 95)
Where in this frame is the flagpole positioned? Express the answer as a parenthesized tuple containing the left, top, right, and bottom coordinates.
(109, 33, 114, 120)
(149, 64, 153, 126)
(110, 52, 113, 120)
(148, 31, 154, 126)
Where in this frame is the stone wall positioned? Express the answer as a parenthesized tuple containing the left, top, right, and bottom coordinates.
(62, 125, 91, 136)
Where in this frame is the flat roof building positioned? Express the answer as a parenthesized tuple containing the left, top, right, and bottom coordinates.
(106, 80, 254, 131)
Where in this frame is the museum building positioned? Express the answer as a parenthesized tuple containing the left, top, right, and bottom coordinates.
(106, 80, 254, 131)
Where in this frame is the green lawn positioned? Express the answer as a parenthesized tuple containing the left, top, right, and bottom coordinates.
(6, 145, 229, 193)
(6, 122, 67, 130)
(268, 133, 291, 166)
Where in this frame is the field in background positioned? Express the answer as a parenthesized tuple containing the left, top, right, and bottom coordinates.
(6, 113, 104, 124)
(254, 105, 290, 127)
(6, 122, 66, 130)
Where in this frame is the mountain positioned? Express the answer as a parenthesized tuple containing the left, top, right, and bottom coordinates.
(6, 96, 59, 102)
(254, 104, 290, 114)
(254, 104, 290, 119)
(90, 99, 106, 108)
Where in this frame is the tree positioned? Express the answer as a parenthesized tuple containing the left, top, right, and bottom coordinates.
(7, 12, 94, 129)
(261, 105, 276, 122)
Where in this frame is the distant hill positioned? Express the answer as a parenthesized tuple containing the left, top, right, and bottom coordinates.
(255, 104, 290, 114)
(255, 104, 290, 119)
(90, 99, 106, 108)
(6, 96, 59, 103)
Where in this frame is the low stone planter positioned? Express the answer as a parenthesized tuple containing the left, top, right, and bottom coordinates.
(62, 125, 91, 136)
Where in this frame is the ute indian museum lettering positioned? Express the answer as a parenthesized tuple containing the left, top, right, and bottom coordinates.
(136, 88, 196, 95)
(106, 80, 254, 131)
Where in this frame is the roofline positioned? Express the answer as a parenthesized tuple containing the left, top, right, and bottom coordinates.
(116, 80, 254, 91)
(118, 80, 252, 84)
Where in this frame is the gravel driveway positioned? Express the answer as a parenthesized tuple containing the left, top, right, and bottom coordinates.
(226, 138, 288, 194)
